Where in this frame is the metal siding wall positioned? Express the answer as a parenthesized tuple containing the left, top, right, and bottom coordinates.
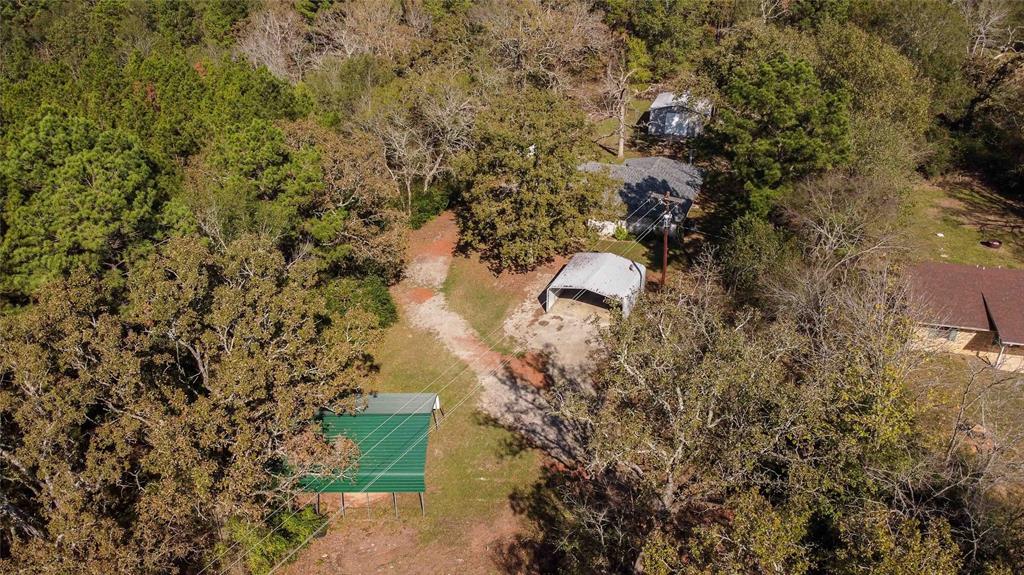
(300, 414, 429, 493)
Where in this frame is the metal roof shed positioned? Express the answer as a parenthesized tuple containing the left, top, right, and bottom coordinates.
(300, 393, 439, 495)
(648, 91, 713, 138)
(544, 252, 646, 317)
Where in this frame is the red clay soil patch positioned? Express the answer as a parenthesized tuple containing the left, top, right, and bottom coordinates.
(506, 353, 548, 389)
(280, 504, 527, 575)
(405, 287, 435, 304)
(451, 333, 505, 372)
(409, 212, 458, 259)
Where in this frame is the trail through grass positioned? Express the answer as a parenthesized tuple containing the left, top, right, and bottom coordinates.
(370, 314, 540, 545)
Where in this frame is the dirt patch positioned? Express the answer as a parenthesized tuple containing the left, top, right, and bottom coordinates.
(398, 212, 459, 291)
(404, 256, 449, 290)
(295, 492, 390, 513)
(503, 273, 607, 375)
(281, 501, 526, 575)
(405, 287, 435, 304)
(414, 212, 459, 258)
(507, 353, 547, 389)
(406, 293, 505, 375)
(933, 194, 967, 212)
(936, 174, 1024, 233)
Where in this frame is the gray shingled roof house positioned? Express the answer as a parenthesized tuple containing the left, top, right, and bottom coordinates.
(580, 157, 701, 232)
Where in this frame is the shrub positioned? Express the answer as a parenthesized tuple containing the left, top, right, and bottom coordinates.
(218, 506, 326, 575)
(324, 275, 399, 328)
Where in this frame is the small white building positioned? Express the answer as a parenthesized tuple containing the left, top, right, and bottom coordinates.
(648, 91, 713, 139)
(544, 252, 646, 317)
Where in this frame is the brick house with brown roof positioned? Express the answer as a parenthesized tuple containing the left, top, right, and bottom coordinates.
(909, 262, 1024, 371)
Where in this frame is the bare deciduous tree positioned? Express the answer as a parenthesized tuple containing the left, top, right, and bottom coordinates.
(364, 81, 475, 214)
(759, 0, 788, 24)
(310, 0, 419, 65)
(596, 51, 636, 159)
(880, 358, 1024, 569)
(953, 0, 1018, 56)
(471, 0, 612, 91)
(237, 7, 309, 82)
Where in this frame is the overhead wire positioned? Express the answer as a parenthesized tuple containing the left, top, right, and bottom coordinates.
(208, 201, 667, 574)
(259, 211, 669, 575)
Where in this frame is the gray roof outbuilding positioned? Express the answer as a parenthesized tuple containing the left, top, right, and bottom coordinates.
(544, 252, 647, 317)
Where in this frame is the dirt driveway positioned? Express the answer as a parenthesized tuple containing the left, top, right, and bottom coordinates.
(283, 213, 606, 575)
(392, 213, 598, 463)
(503, 272, 608, 375)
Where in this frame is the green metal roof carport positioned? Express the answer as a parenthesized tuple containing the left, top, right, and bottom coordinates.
(299, 393, 439, 495)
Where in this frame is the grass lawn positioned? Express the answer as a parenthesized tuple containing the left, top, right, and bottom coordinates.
(904, 178, 1024, 268)
(442, 254, 524, 355)
(593, 237, 654, 268)
(911, 354, 1024, 458)
(592, 98, 652, 162)
(594, 233, 693, 282)
(367, 314, 541, 544)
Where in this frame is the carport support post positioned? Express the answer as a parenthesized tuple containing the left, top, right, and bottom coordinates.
(315, 492, 320, 515)
(393, 493, 399, 518)
(419, 492, 425, 516)
(340, 493, 346, 517)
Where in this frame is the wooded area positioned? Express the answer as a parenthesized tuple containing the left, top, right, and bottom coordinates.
(2, 0, 1023, 573)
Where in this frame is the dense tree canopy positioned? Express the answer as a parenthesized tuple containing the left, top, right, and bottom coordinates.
(456, 90, 609, 270)
(0, 2, 401, 571)
(713, 50, 850, 214)
(0, 113, 169, 298)
(3, 0, 1024, 572)
(541, 173, 1019, 574)
(0, 236, 370, 573)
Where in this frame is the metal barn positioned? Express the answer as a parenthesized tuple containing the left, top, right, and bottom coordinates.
(300, 393, 440, 513)
(648, 91, 713, 139)
(544, 252, 646, 317)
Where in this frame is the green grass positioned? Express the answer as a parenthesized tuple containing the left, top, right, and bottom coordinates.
(911, 354, 1024, 455)
(593, 234, 693, 280)
(905, 181, 1024, 268)
(593, 237, 653, 268)
(442, 255, 522, 355)
(592, 98, 652, 162)
(368, 315, 540, 544)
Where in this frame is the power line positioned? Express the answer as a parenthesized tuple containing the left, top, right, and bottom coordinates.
(260, 214, 669, 575)
(228, 213, 667, 575)
(201, 200, 664, 574)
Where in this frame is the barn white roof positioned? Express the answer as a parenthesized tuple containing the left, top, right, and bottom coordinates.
(650, 91, 713, 114)
(544, 252, 646, 316)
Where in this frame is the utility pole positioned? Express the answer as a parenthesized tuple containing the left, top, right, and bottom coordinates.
(661, 211, 671, 286)
(650, 192, 687, 287)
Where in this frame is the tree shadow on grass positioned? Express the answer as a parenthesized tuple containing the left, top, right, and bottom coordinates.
(475, 346, 647, 573)
(935, 173, 1024, 262)
(471, 410, 534, 461)
(490, 465, 571, 574)
(471, 346, 589, 466)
